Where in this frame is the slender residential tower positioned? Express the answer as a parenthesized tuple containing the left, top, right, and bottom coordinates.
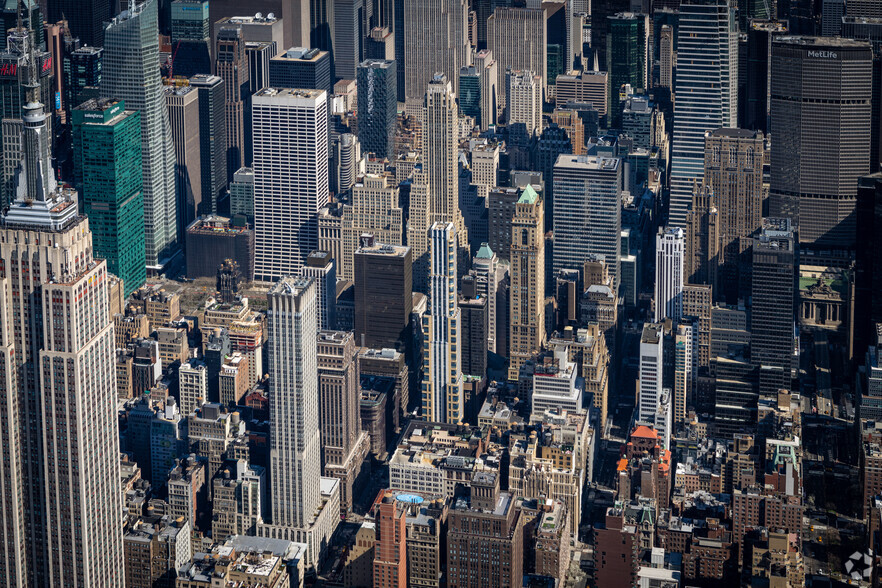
(0, 30, 123, 586)
(102, 0, 178, 269)
(215, 23, 250, 179)
(423, 222, 464, 423)
(654, 227, 685, 323)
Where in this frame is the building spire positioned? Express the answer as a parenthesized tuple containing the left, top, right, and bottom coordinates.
(1, 15, 77, 231)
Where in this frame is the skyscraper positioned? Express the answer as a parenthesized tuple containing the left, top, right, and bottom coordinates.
(72, 98, 146, 297)
(357, 59, 396, 158)
(459, 277, 488, 379)
(301, 250, 337, 331)
(769, 36, 872, 254)
(333, 0, 365, 81)
(0, 27, 55, 207)
(340, 173, 404, 280)
(685, 184, 720, 288)
(606, 12, 649, 127)
(402, 0, 470, 104)
(269, 47, 332, 93)
(638, 323, 665, 425)
(265, 276, 322, 528)
(742, 20, 787, 134)
(215, 24, 251, 179)
(169, 0, 212, 77)
(553, 154, 622, 286)
(505, 70, 542, 136)
(459, 65, 481, 122)
(471, 243, 503, 354)
(751, 218, 796, 396)
(669, 0, 738, 230)
(354, 240, 412, 350)
(0, 45, 123, 585)
(282, 0, 311, 49)
(423, 222, 464, 423)
(317, 330, 369, 513)
(487, 6, 547, 108)
(47, 0, 111, 47)
(165, 84, 202, 244)
(659, 25, 674, 89)
(252, 88, 328, 280)
(508, 185, 546, 381)
(702, 128, 764, 303)
(423, 74, 468, 255)
(474, 49, 498, 130)
(189, 74, 228, 215)
(102, 0, 178, 268)
(856, 174, 882, 354)
(63, 46, 102, 122)
(654, 227, 685, 323)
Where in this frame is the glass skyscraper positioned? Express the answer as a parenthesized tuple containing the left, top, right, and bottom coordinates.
(102, 0, 178, 269)
(459, 65, 481, 123)
(357, 59, 397, 159)
(72, 98, 146, 297)
(668, 0, 738, 231)
(606, 12, 648, 128)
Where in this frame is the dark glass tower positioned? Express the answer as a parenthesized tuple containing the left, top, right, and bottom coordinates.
(356, 59, 396, 158)
(169, 0, 211, 77)
(606, 13, 648, 129)
(750, 218, 797, 397)
(189, 74, 227, 215)
(856, 174, 882, 355)
(459, 65, 481, 123)
(63, 46, 102, 118)
(72, 98, 146, 296)
(47, 0, 110, 48)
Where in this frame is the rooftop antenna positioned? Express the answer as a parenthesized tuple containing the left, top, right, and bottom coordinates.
(25, 3, 36, 91)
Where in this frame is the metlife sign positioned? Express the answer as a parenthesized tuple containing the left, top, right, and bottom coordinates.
(808, 50, 838, 59)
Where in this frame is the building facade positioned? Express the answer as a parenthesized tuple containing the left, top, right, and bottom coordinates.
(423, 223, 464, 423)
(508, 185, 546, 380)
(668, 0, 738, 230)
(71, 98, 145, 296)
(253, 88, 328, 280)
(102, 0, 178, 268)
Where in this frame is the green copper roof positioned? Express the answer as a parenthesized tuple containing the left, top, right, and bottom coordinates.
(475, 242, 494, 259)
(518, 184, 538, 204)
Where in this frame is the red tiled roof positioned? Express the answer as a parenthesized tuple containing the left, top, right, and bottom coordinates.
(631, 425, 658, 439)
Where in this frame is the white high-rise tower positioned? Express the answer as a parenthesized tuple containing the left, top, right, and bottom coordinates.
(422, 222, 464, 423)
(655, 227, 685, 323)
(266, 277, 321, 530)
(252, 88, 329, 281)
(261, 276, 339, 568)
